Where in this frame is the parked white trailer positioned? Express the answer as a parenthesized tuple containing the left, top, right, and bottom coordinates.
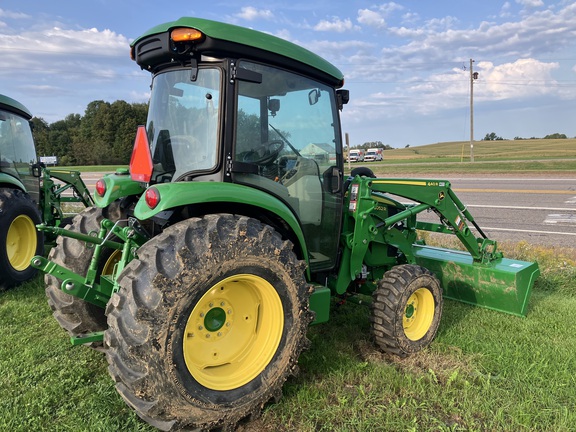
(348, 149, 365, 162)
(364, 148, 383, 162)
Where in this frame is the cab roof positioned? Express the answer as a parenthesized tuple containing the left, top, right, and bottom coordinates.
(0, 94, 32, 120)
(132, 17, 344, 87)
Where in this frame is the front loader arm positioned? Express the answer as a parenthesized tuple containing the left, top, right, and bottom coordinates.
(335, 176, 500, 294)
(335, 175, 539, 317)
(368, 178, 497, 262)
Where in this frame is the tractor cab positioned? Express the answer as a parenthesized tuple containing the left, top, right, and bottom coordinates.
(0, 95, 40, 203)
(130, 18, 349, 271)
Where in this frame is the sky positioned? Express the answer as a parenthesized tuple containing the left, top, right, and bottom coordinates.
(0, 0, 575, 147)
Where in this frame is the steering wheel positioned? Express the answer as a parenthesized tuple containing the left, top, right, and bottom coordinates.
(242, 140, 284, 165)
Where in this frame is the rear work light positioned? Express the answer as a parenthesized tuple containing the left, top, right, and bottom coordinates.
(171, 28, 204, 42)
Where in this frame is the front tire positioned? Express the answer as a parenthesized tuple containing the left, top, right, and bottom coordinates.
(0, 188, 44, 288)
(371, 264, 443, 357)
(105, 214, 312, 431)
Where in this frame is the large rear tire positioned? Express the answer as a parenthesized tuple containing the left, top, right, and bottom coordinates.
(105, 214, 312, 431)
(45, 203, 125, 350)
(0, 188, 44, 289)
(371, 264, 443, 357)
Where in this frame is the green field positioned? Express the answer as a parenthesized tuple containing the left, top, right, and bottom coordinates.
(2, 143, 575, 431)
(348, 138, 576, 176)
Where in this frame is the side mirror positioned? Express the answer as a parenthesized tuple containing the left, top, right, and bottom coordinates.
(308, 89, 320, 106)
(336, 89, 349, 110)
(31, 162, 43, 178)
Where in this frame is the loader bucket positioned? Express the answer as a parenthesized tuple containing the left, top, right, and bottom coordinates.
(413, 245, 540, 317)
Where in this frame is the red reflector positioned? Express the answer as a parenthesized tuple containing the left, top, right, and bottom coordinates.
(95, 179, 107, 197)
(130, 125, 153, 183)
(145, 188, 160, 209)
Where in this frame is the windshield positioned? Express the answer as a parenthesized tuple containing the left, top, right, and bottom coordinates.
(0, 109, 37, 176)
(146, 68, 221, 182)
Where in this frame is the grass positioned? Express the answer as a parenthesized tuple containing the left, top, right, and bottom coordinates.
(347, 138, 576, 176)
(1, 241, 575, 431)
(384, 138, 576, 161)
(246, 240, 576, 432)
(3, 148, 574, 430)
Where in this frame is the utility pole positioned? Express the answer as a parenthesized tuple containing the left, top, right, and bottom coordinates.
(469, 58, 475, 163)
(345, 132, 351, 171)
(469, 59, 479, 162)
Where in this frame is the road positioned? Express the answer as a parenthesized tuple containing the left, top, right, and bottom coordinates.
(422, 176, 576, 248)
(79, 172, 576, 248)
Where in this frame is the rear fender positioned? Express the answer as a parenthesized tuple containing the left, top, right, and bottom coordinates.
(0, 172, 26, 191)
(134, 182, 310, 272)
(93, 172, 146, 208)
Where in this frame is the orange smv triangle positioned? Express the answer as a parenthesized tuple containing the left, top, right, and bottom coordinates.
(130, 125, 153, 183)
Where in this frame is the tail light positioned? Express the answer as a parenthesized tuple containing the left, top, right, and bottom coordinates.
(145, 187, 160, 209)
(95, 179, 107, 197)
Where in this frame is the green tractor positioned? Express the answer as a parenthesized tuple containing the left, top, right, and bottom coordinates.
(33, 18, 539, 431)
(0, 94, 93, 288)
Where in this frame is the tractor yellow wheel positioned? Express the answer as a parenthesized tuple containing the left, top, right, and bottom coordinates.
(7, 214, 37, 271)
(183, 274, 283, 390)
(0, 188, 44, 288)
(101, 249, 122, 276)
(402, 287, 435, 341)
(371, 264, 443, 357)
(105, 214, 313, 431)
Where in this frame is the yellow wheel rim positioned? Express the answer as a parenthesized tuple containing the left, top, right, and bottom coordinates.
(403, 288, 435, 341)
(102, 249, 122, 276)
(183, 274, 284, 391)
(6, 215, 37, 271)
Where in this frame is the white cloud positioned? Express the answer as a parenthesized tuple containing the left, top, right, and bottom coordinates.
(0, 8, 30, 19)
(42, 27, 128, 55)
(357, 9, 386, 28)
(236, 7, 273, 21)
(377, 2, 404, 15)
(477, 59, 560, 100)
(359, 58, 564, 118)
(314, 17, 359, 33)
(500, 2, 513, 18)
(0, 26, 128, 58)
(515, 0, 544, 8)
(382, 3, 576, 67)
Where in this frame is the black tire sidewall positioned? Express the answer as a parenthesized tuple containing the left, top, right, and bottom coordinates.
(0, 188, 44, 286)
(372, 264, 443, 356)
(394, 271, 443, 354)
(45, 202, 125, 345)
(106, 215, 311, 429)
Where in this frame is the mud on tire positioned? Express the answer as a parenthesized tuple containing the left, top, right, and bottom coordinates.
(0, 188, 44, 289)
(371, 264, 443, 357)
(105, 214, 313, 431)
(45, 202, 125, 350)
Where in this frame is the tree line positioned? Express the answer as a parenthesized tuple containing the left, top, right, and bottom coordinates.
(483, 132, 573, 141)
(349, 141, 395, 150)
(31, 100, 148, 166)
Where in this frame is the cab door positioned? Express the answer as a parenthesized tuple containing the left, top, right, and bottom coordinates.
(232, 61, 344, 271)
